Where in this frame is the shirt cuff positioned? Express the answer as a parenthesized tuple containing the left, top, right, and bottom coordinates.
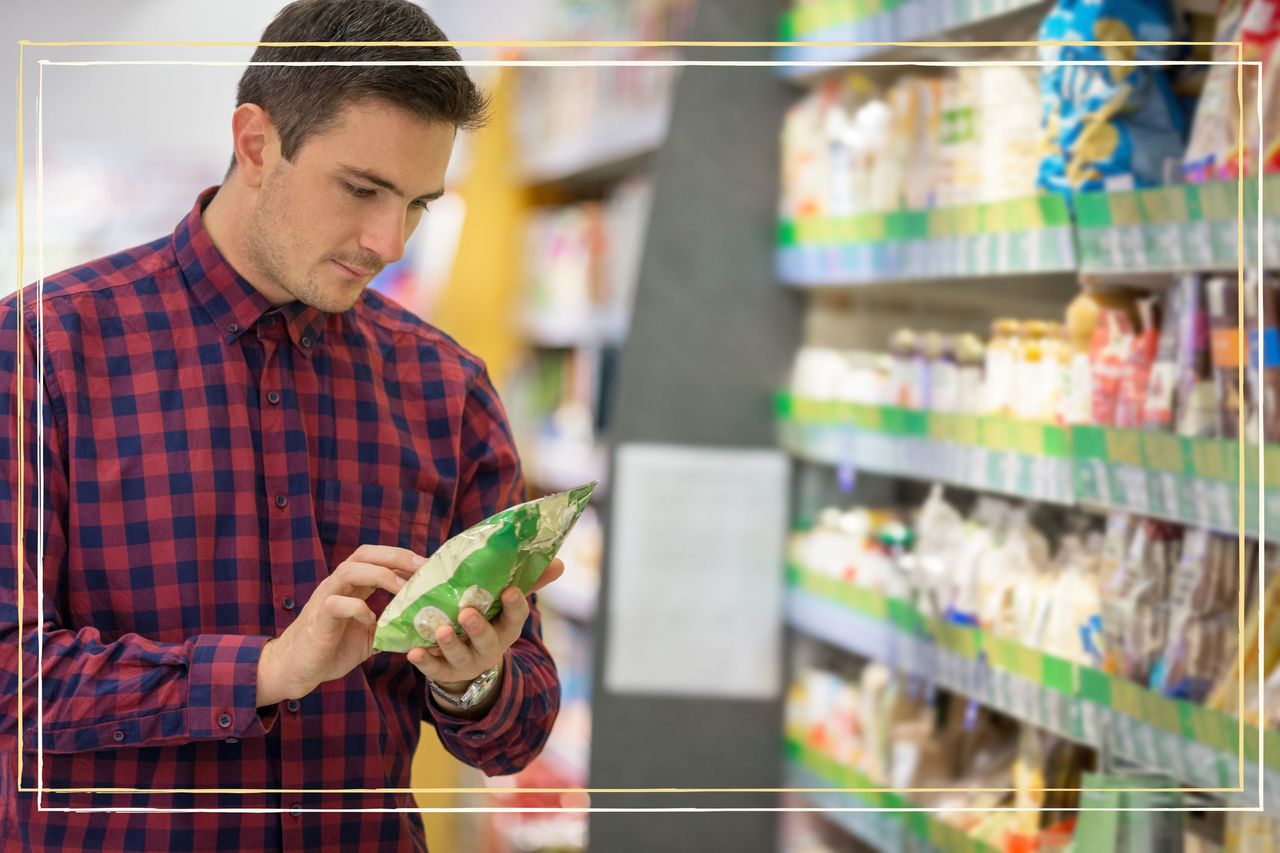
(426, 649, 525, 744)
(188, 634, 279, 740)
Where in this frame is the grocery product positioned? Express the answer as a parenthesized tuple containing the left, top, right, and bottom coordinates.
(1114, 297, 1161, 429)
(1100, 518, 1181, 683)
(1142, 283, 1187, 430)
(1088, 308, 1135, 427)
(373, 482, 596, 652)
(1150, 531, 1241, 700)
(1246, 274, 1280, 441)
(1207, 275, 1247, 439)
(1170, 275, 1221, 438)
(984, 318, 1022, 416)
(1183, 0, 1248, 181)
(1036, 0, 1188, 195)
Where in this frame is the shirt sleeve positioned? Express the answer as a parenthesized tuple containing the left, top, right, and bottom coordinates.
(423, 360, 560, 776)
(0, 300, 281, 756)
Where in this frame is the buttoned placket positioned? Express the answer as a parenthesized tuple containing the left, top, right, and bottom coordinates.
(255, 315, 308, 838)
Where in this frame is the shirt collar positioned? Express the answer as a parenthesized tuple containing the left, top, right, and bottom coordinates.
(172, 186, 328, 356)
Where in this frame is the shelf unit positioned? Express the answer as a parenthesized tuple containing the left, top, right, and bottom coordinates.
(777, 195, 1077, 286)
(777, 394, 1280, 541)
(785, 563, 1280, 812)
(778, 177, 1279, 288)
(785, 743, 1001, 853)
(1075, 177, 1280, 275)
(768, 3, 1280, 846)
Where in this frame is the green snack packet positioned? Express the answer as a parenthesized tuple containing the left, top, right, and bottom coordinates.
(373, 481, 596, 653)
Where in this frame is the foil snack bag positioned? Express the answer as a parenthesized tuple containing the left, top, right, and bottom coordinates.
(373, 482, 596, 653)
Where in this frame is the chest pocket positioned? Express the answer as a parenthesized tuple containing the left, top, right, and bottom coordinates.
(313, 478, 434, 570)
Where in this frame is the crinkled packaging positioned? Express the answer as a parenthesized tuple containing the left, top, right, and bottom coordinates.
(372, 481, 596, 653)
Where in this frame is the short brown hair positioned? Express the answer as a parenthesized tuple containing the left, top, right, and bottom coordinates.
(233, 0, 488, 165)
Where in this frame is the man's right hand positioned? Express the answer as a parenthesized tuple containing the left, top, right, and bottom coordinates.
(255, 545, 425, 707)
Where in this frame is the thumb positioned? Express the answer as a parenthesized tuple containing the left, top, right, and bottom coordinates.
(529, 559, 565, 594)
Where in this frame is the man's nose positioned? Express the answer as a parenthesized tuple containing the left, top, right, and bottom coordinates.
(360, 206, 408, 267)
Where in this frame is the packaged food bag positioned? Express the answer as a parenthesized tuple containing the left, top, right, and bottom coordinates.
(373, 482, 596, 653)
(1035, 0, 1189, 196)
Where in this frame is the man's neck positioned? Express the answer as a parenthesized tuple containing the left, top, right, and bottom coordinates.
(201, 183, 293, 306)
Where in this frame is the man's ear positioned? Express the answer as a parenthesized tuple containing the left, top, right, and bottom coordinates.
(229, 104, 277, 189)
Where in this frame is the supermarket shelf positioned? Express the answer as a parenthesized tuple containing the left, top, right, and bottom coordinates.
(518, 109, 669, 187)
(775, 0, 1052, 78)
(536, 577, 599, 623)
(777, 196, 1076, 287)
(778, 399, 1074, 505)
(1076, 178, 1280, 275)
(778, 179, 1280, 285)
(520, 310, 629, 349)
(784, 565, 1280, 811)
(785, 749, 997, 853)
(777, 395, 1280, 541)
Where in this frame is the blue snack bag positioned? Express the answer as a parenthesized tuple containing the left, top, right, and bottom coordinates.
(1036, 0, 1189, 197)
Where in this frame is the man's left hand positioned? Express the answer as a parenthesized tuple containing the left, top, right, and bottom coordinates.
(406, 558, 564, 693)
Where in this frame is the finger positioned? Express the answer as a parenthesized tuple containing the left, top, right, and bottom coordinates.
(433, 622, 479, 671)
(322, 594, 377, 627)
(492, 586, 531, 644)
(528, 558, 564, 594)
(457, 606, 504, 662)
(406, 646, 458, 682)
(327, 561, 407, 598)
(351, 544, 428, 577)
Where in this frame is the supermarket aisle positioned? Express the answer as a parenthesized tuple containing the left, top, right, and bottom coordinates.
(7, 0, 1280, 851)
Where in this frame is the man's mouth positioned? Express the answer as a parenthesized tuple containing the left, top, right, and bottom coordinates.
(331, 259, 376, 279)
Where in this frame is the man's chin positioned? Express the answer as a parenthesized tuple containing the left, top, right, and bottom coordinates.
(311, 287, 365, 314)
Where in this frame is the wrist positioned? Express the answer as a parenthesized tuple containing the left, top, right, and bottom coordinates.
(256, 638, 310, 706)
(428, 659, 504, 715)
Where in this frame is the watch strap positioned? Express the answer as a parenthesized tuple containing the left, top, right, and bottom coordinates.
(428, 661, 503, 711)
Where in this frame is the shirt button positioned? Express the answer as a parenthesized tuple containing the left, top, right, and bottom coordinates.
(300, 336, 312, 349)
(275, 494, 288, 508)
(227, 323, 239, 334)
(218, 713, 232, 729)
(225, 737, 239, 744)
(113, 730, 125, 742)
(267, 391, 281, 405)
(286, 699, 300, 713)
(290, 804, 302, 819)
(282, 596, 296, 611)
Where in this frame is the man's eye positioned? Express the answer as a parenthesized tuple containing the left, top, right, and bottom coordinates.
(410, 200, 431, 213)
(345, 183, 375, 198)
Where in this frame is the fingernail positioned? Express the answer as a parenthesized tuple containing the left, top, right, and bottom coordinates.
(462, 615, 481, 630)
(502, 589, 520, 605)
(438, 632, 453, 644)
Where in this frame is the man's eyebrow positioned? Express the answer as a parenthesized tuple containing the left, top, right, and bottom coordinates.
(339, 165, 445, 202)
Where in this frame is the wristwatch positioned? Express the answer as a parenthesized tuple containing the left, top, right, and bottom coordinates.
(428, 661, 503, 712)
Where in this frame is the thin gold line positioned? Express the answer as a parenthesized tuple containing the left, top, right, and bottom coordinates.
(15, 39, 1243, 48)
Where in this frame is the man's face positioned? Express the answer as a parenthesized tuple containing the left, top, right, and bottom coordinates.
(245, 97, 454, 313)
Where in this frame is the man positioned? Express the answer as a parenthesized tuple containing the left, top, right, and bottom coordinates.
(0, 1, 562, 849)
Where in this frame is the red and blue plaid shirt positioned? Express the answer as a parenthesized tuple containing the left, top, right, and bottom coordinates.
(0, 188, 560, 851)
